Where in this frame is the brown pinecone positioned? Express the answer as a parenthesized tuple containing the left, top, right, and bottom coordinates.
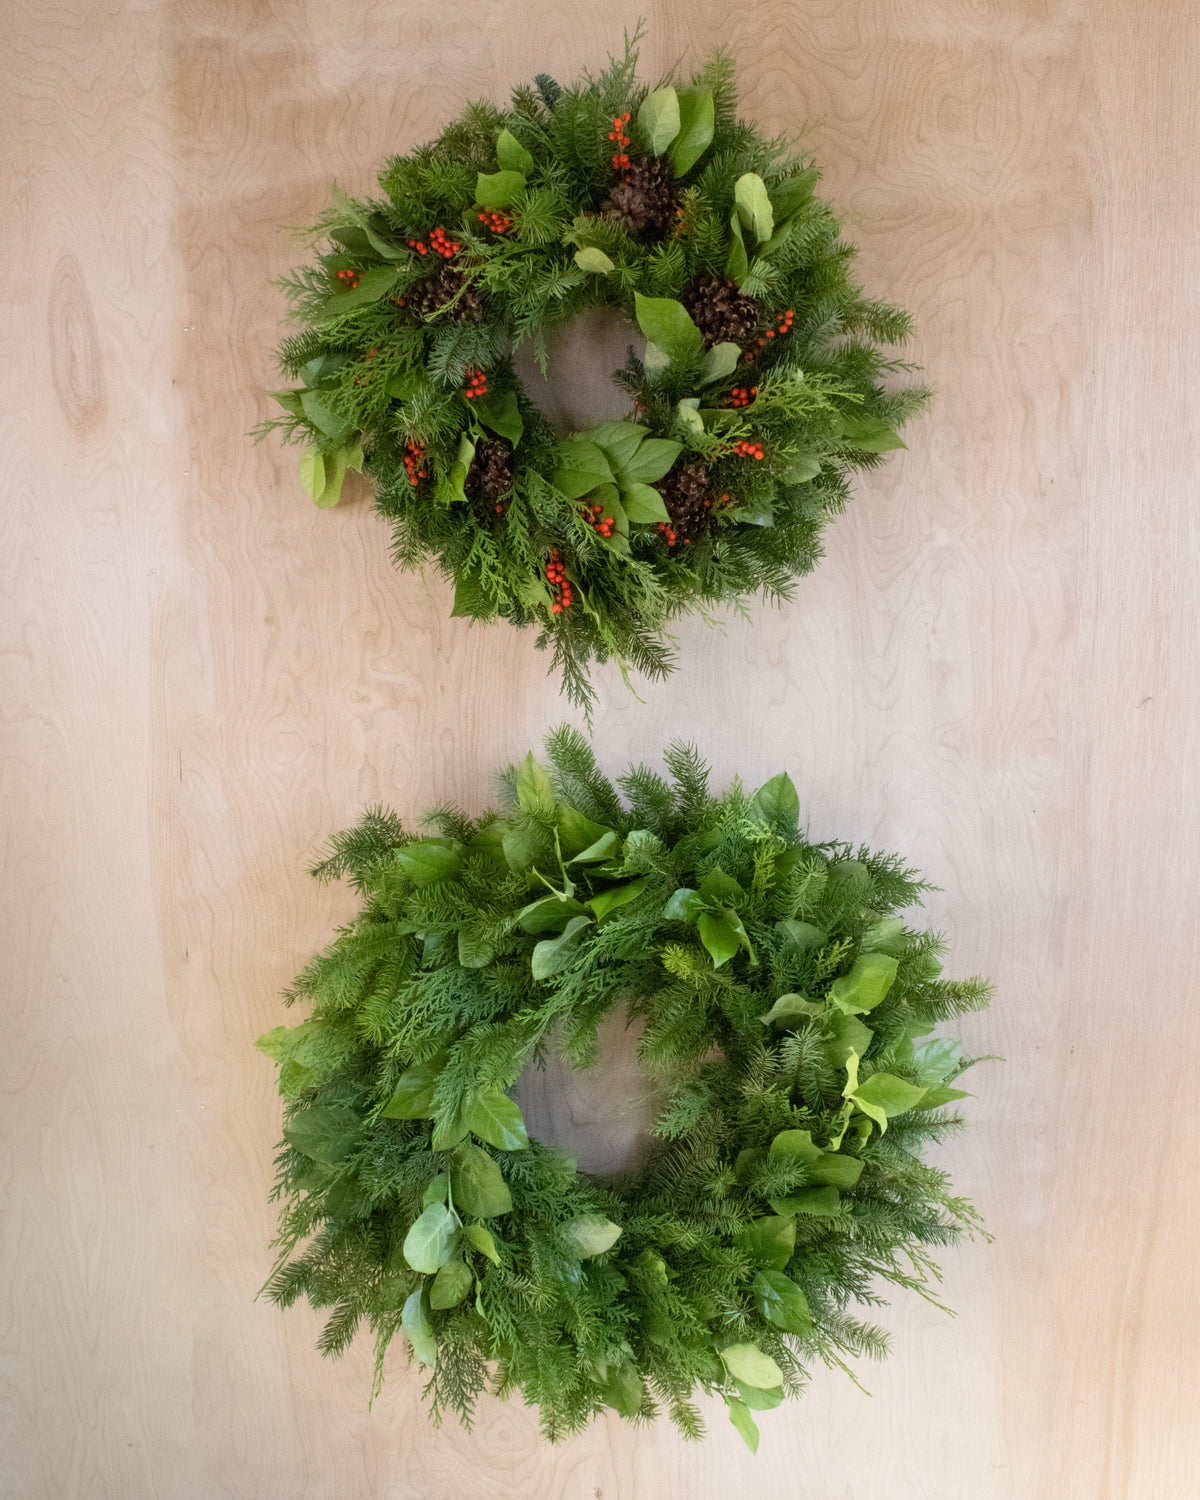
(465, 439, 513, 521)
(600, 155, 680, 237)
(407, 264, 481, 323)
(654, 461, 713, 542)
(684, 277, 759, 347)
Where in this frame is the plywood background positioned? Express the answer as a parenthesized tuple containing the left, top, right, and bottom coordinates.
(4, 2, 1198, 1496)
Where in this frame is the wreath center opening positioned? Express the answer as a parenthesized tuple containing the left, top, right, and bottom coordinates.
(511, 307, 639, 435)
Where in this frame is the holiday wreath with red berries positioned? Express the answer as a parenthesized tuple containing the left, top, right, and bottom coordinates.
(262, 35, 927, 710)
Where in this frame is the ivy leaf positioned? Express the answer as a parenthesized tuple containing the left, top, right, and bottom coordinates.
(637, 85, 681, 156)
(574, 247, 614, 274)
(753, 1269, 813, 1333)
(475, 169, 526, 208)
(495, 128, 534, 175)
(769, 1186, 841, 1216)
(734, 173, 774, 244)
(700, 341, 741, 384)
(451, 1144, 513, 1217)
(725, 212, 749, 282)
(775, 919, 826, 951)
(298, 450, 326, 503)
(380, 1056, 446, 1120)
(620, 438, 683, 484)
(516, 752, 557, 818)
(531, 914, 592, 979)
(619, 483, 671, 524)
(564, 1215, 623, 1258)
(669, 86, 715, 175)
(403, 1201, 457, 1273)
(726, 1398, 760, 1454)
(697, 911, 740, 968)
(472, 388, 524, 446)
(401, 1290, 437, 1366)
(283, 1105, 360, 1165)
(748, 772, 801, 830)
(633, 293, 704, 365)
(840, 415, 906, 452)
(430, 1258, 473, 1309)
(394, 841, 462, 887)
(735, 1214, 795, 1271)
(586, 877, 648, 921)
(464, 1087, 528, 1150)
(719, 1343, 783, 1391)
(465, 1222, 501, 1264)
(828, 952, 899, 1014)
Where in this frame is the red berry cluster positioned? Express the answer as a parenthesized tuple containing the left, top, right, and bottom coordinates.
(335, 268, 361, 289)
(743, 308, 795, 362)
(727, 384, 758, 408)
(657, 521, 678, 547)
(608, 112, 632, 174)
(579, 501, 616, 538)
(732, 440, 765, 460)
(462, 367, 489, 399)
(407, 226, 461, 259)
(546, 550, 574, 612)
(403, 439, 428, 486)
(477, 210, 513, 234)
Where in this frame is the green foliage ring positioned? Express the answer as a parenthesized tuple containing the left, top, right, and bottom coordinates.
(262, 36, 928, 712)
(259, 730, 990, 1448)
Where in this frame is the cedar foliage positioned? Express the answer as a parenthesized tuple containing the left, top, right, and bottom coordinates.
(260, 34, 928, 714)
(258, 732, 990, 1448)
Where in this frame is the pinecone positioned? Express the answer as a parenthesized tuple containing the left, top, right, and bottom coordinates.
(600, 155, 680, 237)
(654, 461, 713, 543)
(407, 264, 481, 323)
(684, 277, 759, 347)
(465, 439, 513, 522)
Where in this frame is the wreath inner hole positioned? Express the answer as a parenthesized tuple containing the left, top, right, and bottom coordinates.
(510, 306, 640, 436)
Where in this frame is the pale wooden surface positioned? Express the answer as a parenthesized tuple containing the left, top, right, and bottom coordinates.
(4, 2, 1198, 1496)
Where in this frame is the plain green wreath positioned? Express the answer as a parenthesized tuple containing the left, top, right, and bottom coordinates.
(257, 729, 990, 1449)
(261, 34, 927, 712)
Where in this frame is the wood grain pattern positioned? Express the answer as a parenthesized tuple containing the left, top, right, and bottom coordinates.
(4, 1, 1198, 1495)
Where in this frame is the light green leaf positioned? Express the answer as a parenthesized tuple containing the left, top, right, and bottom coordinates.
(314, 446, 351, 509)
(564, 1215, 623, 1258)
(403, 1202, 457, 1274)
(769, 1186, 841, 1216)
(569, 830, 623, 865)
(726, 1397, 760, 1453)
(637, 85, 681, 156)
(909, 1037, 963, 1082)
(394, 841, 462, 887)
(465, 1222, 501, 1264)
(827, 1011, 873, 1067)
(734, 1379, 785, 1411)
(553, 439, 614, 499)
(430, 1107, 470, 1152)
(500, 824, 539, 873)
(862, 916, 907, 954)
(759, 993, 822, 1028)
(554, 803, 610, 858)
(475, 169, 526, 208)
(589, 420, 647, 470)
(430, 1258, 473, 1309)
(363, 225, 407, 261)
(913, 1083, 971, 1109)
(748, 772, 800, 829)
(633, 293, 704, 365)
(586, 877, 648, 922)
(531, 914, 593, 980)
(775, 919, 826, 951)
(516, 894, 589, 934)
(298, 449, 326, 502)
(619, 483, 671, 524)
(255, 1026, 290, 1061)
(753, 1269, 813, 1333)
(270, 389, 304, 416)
(670, 86, 715, 175)
(781, 452, 821, 485)
(300, 390, 352, 442)
(422, 1173, 449, 1208)
(734, 172, 774, 243)
(283, 1105, 360, 1165)
(380, 1056, 446, 1120)
(721, 908, 757, 964)
(471, 388, 524, 446)
(700, 341, 741, 384)
(315, 266, 403, 320)
(725, 212, 749, 282)
(735, 1215, 795, 1271)
(496, 128, 534, 176)
(674, 398, 705, 439)
(828, 952, 899, 1015)
(574, 246, 614, 274)
(620, 437, 683, 484)
(596, 1363, 644, 1417)
(769, 167, 819, 221)
(719, 1343, 783, 1391)
(451, 1144, 513, 1218)
(811, 1152, 864, 1188)
(663, 887, 702, 920)
(464, 1087, 528, 1151)
(643, 340, 670, 379)
(698, 866, 744, 904)
(840, 415, 906, 452)
(697, 911, 740, 968)
(768, 1128, 821, 1164)
(401, 1290, 436, 1366)
(516, 752, 556, 818)
(853, 1071, 928, 1119)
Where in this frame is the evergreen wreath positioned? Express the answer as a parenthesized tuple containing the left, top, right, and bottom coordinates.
(258, 729, 990, 1449)
(261, 32, 928, 713)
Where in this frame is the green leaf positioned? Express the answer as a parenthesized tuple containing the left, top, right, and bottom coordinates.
(759, 993, 822, 1028)
(619, 483, 671, 524)
(516, 752, 556, 818)
(530, 914, 592, 980)
(768, 1128, 821, 1165)
(323, 1174, 372, 1220)
(450, 565, 498, 620)
(700, 341, 741, 384)
(475, 169, 526, 208)
(637, 86, 681, 156)
(516, 894, 589, 934)
(555, 804, 611, 858)
(722, 488, 775, 526)
(422, 1173, 449, 1208)
(553, 439, 614, 499)
(465, 1222, 501, 1264)
(862, 916, 907, 954)
(472, 388, 524, 446)
(495, 128, 534, 175)
(827, 1011, 873, 1067)
(642, 340, 670, 380)
(663, 886, 702, 920)
(674, 397, 705, 439)
(401, 1290, 437, 1366)
(697, 866, 744, 904)
(451, 1144, 513, 1217)
(840, 415, 906, 452)
(298, 449, 326, 502)
(464, 1087, 528, 1150)
(725, 212, 749, 282)
(633, 293, 704, 365)
(570, 829, 623, 864)
(380, 1056, 446, 1120)
(430, 1258, 473, 1309)
(779, 452, 821, 485)
(363, 225, 407, 261)
(735, 1215, 795, 1271)
(586, 877, 648, 921)
(734, 172, 774, 243)
(828, 952, 899, 1015)
(255, 1026, 290, 1061)
(430, 1107, 470, 1152)
(403, 1201, 457, 1273)
(501, 824, 539, 873)
(564, 1215, 623, 1258)
(914, 1083, 971, 1109)
(669, 87, 715, 176)
(457, 926, 494, 969)
(620, 438, 683, 484)
(748, 772, 800, 830)
(909, 1037, 963, 1083)
(811, 1152, 864, 1188)
(770, 167, 819, 221)
(270, 389, 305, 416)
(851, 1071, 928, 1133)
(394, 841, 462, 887)
(697, 911, 740, 968)
(589, 419, 648, 468)
(596, 1363, 644, 1418)
(719, 1343, 783, 1391)
(315, 266, 402, 319)
(299, 390, 352, 442)
(734, 1380, 785, 1411)
(574, 246, 614, 274)
(726, 1398, 760, 1453)
(769, 1186, 841, 1216)
(753, 1269, 813, 1333)
(283, 1105, 360, 1165)
(775, 919, 826, 951)
(721, 907, 757, 963)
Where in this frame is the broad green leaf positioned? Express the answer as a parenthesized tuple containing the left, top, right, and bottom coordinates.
(748, 772, 800, 829)
(663, 886, 702, 920)
(722, 488, 775, 526)
(475, 169, 526, 208)
(734, 1146, 767, 1185)
(464, 1087, 528, 1150)
(775, 919, 826, 951)
(531, 914, 592, 980)
(735, 1214, 795, 1271)
(828, 952, 899, 1015)
(619, 483, 671, 524)
(637, 86, 681, 156)
(862, 916, 907, 955)
(450, 565, 498, 620)
(564, 1215, 623, 1258)
(698, 866, 744, 904)
(323, 1174, 372, 1220)
(315, 266, 403, 319)
(430, 1258, 473, 1309)
(430, 1106, 470, 1153)
(589, 420, 647, 470)
(501, 824, 540, 873)
(403, 1201, 457, 1273)
(753, 1269, 813, 1333)
(380, 1056, 446, 1120)
(300, 389, 352, 442)
(553, 439, 614, 499)
(769, 1186, 841, 1216)
(734, 1379, 785, 1410)
(516, 894, 589, 934)
(394, 841, 462, 886)
(734, 173, 774, 244)
(829, 857, 870, 891)
(781, 452, 822, 484)
(569, 830, 623, 864)
(674, 398, 706, 439)
(496, 128, 534, 175)
(312, 446, 351, 509)
(364, 225, 407, 261)
(914, 1083, 971, 1109)
(827, 1011, 873, 1067)
(633, 293, 704, 365)
(438, 431, 475, 506)
(516, 752, 556, 818)
(759, 993, 822, 1028)
(909, 1037, 963, 1082)
(422, 1173, 449, 1207)
(574, 247, 614, 274)
(700, 341, 741, 383)
(596, 1363, 644, 1417)
(768, 1128, 821, 1164)
(769, 167, 819, 220)
(401, 1290, 436, 1366)
(587, 877, 648, 922)
(697, 911, 740, 968)
(298, 449, 326, 502)
(725, 212, 749, 282)
(255, 1026, 290, 1061)
(344, 442, 364, 473)
(270, 389, 305, 416)
(722, 908, 757, 963)
(457, 926, 494, 969)
(670, 86, 715, 176)
(811, 1152, 864, 1188)
(283, 1105, 360, 1165)
(471, 388, 524, 446)
(451, 1144, 513, 1217)
(853, 1071, 927, 1119)
(840, 415, 906, 452)
(465, 1222, 501, 1264)
(555, 803, 611, 858)
(386, 369, 424, 401)
(719, 1343, 783, 1391)
(642, 340, 670, 379)
(726, 1398, 759, 1453)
